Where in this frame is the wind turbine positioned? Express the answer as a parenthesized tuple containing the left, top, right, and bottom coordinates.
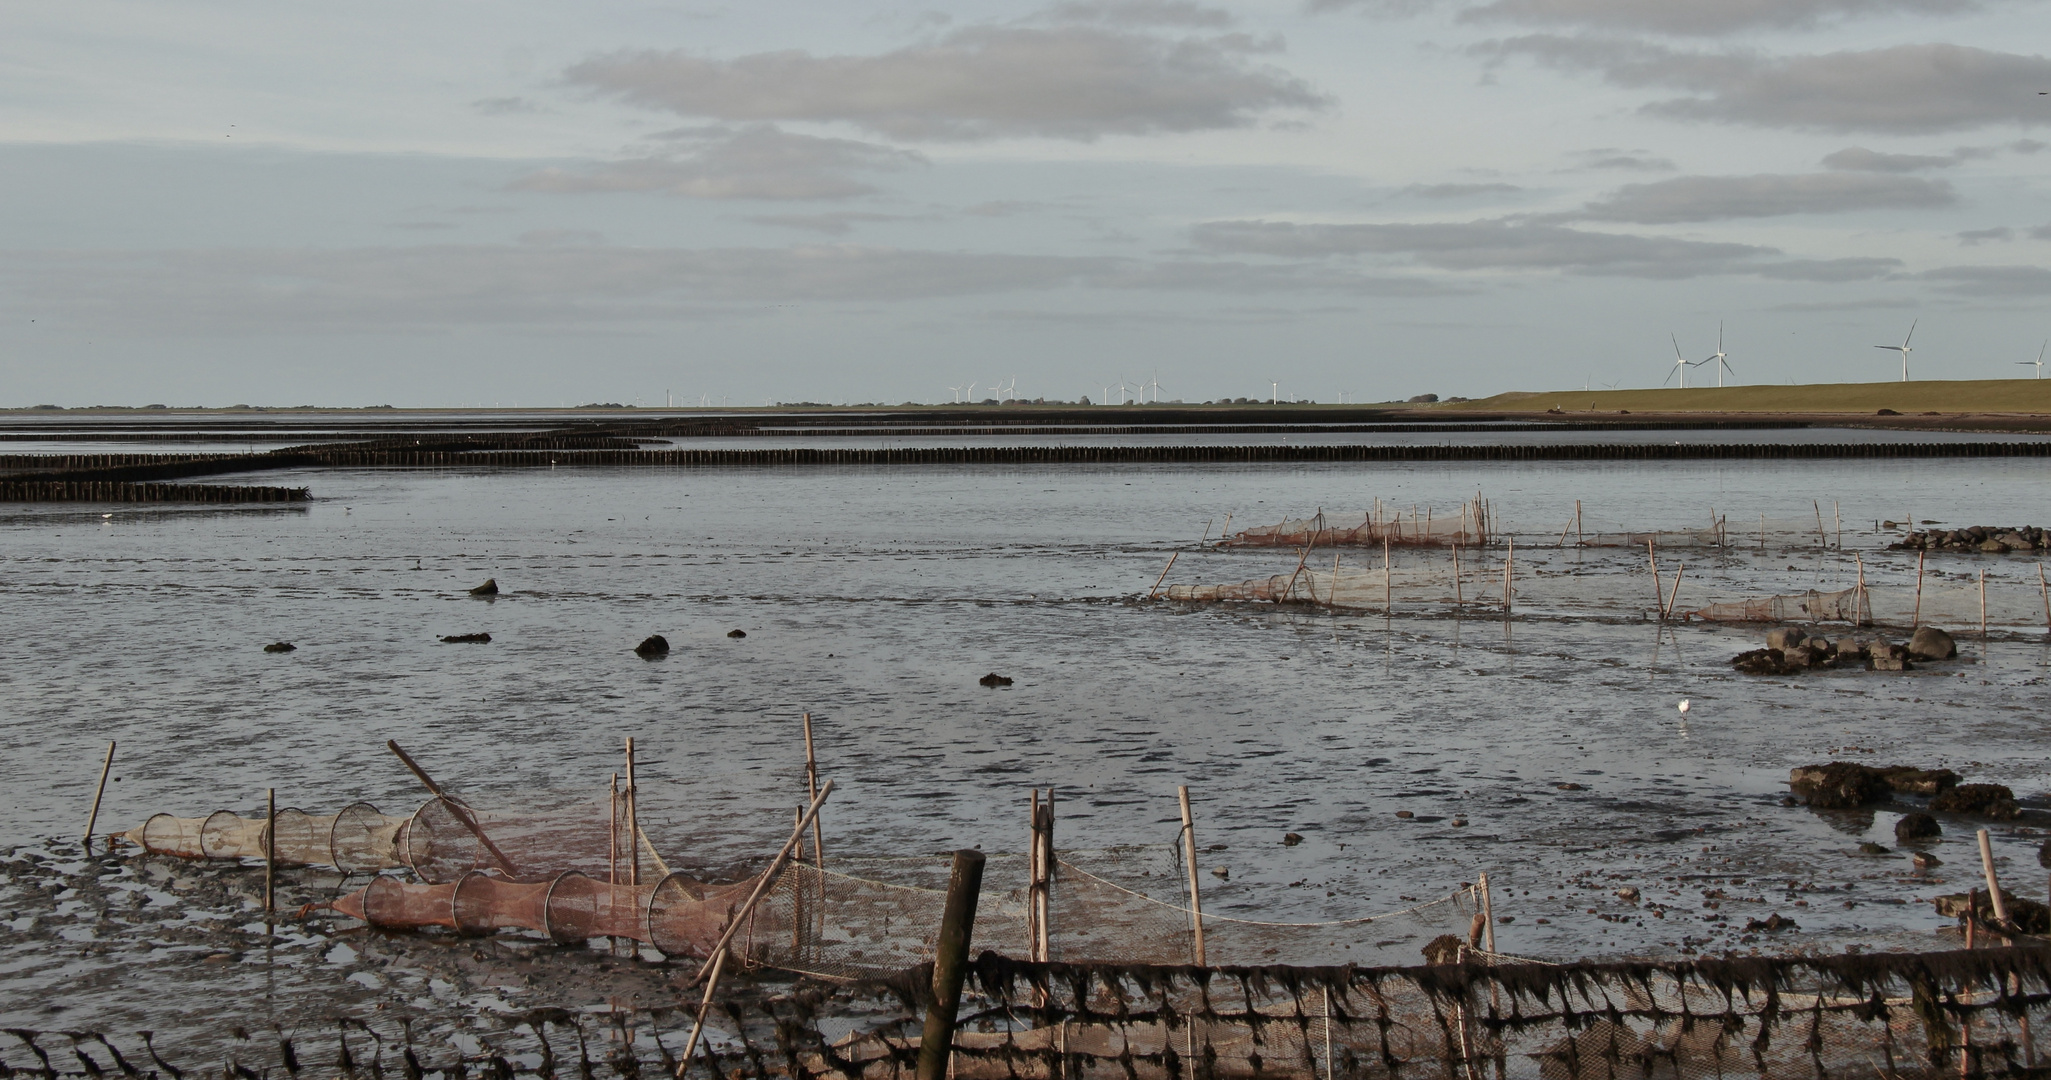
(1663, 334, 1704, 387)
(946, 384, 964, 403)
(2019, 340, 2046, 379)
(1146, 372, 1165, 402)
(965, 381, 978, 402)
(1873, 319, 1916, 382)
(1703, 323, 1734, 387)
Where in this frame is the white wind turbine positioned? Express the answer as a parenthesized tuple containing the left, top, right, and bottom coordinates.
(2018, 341, 2046, 379)
(946, 384, 964, 403)
(965, 381, 979, 402)
(1663, 334, 1704, 387)
(1873, 319, 1916, 382)
(1703, 323, 1735, 387)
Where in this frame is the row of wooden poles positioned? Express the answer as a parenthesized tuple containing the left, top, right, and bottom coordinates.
(0, 480, 309, 502)
(626, 419, 1812, 439)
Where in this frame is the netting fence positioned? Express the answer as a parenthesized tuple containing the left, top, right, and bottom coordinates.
(18, 947, 2051, 1079)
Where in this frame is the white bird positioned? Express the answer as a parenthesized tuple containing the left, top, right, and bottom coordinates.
(1874, 319, 1916, 382)
(2018, 340, 2046, 380)
(1677, 699, 1691, 713)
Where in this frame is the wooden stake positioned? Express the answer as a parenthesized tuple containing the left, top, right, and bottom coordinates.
(1814, 500, 1827, 548)
(1760, 512, 1766, 550)
(1148, 551, 1180, 599)
(1575, 499, 1582, 545)
(916, 850, 987, 1080)
(1648, 539, 1665, 620)
(684, 780, 834, 988)
(625, 737, 641, 887)
(1027, 790, 1041, 958)
(1914, 550, 1926, 630)
(1384, 534, 1392, 612)
(1035, 789, 1054, 963)
(1665, 563, 1685, 622)
(1453, 540, 1463, 606)
(676, 950, 728, 1077)
(2040, 564, 2049, 633)
(82, 740, 115, 854)
(1856, 554, 1871, 627)
(264, 787, 277, 916)
(1834, 501, 1842, 550)
(1331, 551, 1341, 607)
(1178, 786, 1206, 966)
(1555, 513, 1573, 548)
(609, 773, 620, 886)
(1980, 569, 1988, 637)
(386, 740, 521, 876)
(1980, 829, 2011, 926)
(1504, 537, 1513, 615)
(802, 713, 824, 871)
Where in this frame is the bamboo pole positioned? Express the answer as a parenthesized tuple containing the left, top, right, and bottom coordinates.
(1027, 789, 1041, 959)
(1814, 500, 1827, 548)
(802, 713, 824, 871)
(264, 787, 277, 916)
(1504, 537, 1514, 615)
(685, 780, 834, 990)
(915, 850, 987, 1080)
(1148, 551, 1180, 599)
(1575, 499, 1582, 545)
(1856, 554, 1870, 627)
(1665, 564, 1685, 622)
(1555, 514, 1573, 547)
(1648, 539, 1665, 620)
(625, 737, 641, 887)
(1384, 534, 1392, 612)
(1980, 829, 2011, 926)
(1035, 789, 1054, 963)
(1453, 540, 1463, 606)
(1834, 501, 1842, 550)
(82, 741, 115, 854)
(2040, 564, 2049, 634)
(1759, 512, 1766, 550)
(1178, 786, 1206, 966)
(1980, 570, 1988, 637)
(609, 773, 620, 886)
(1331, 551, 1341, 607)
(386, 740, 521, 876)
(1914, 550, 1926, 630)
(676, 950, 728, 1077)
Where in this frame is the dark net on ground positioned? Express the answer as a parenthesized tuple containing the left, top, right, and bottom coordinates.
(20, 947, 2051, 1079)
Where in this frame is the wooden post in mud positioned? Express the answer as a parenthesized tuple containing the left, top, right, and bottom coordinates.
(82, 737, 115, 856)
(1453, 540, 1463, 606)
(1384, 535, 1392, 613)
(1834, 501, 1842, 550)
(1503, 538, 1513, 615)
(677, 950, 728, 1077)
(1331, 551, 1342, 607)
(625, 738, 641, 887)
(609, 773, 620, 886)
(1575, 499, 1582, 545)
(1034, 790, 1055, 962)
(386, 740, 522, 877)
(2040, 564, 2050, 634)
(916, 849, 987, 1080)
(1027, 790, 1041, 958)
(1665, 564, 1685, 622)
(1980, 570, 1988, 637)
(1979, 829, 2011, 926)
(1913, 550, 1926, 630)
(1814, 501, 1827, 549)
(1856, 553, 1871, 627)
(1759, 512, 1766, 550)
(1647, 539, 1665, 620)
(263, 788, 277, 916)
(802, 713, 824, 871)
(1178, 786, 1206, 966)
(1149, 551, 1180, 599)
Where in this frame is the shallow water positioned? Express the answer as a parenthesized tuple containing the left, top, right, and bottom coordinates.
(3, 456, 2050, 1044)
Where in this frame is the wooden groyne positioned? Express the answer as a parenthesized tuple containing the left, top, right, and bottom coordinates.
(0, 480, 309, 503)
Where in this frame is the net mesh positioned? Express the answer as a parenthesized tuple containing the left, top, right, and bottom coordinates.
(1225, 502, 1489, 550)
(120, 803, 407, 871)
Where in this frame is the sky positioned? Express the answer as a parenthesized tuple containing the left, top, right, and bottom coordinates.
(3, 0, 2049, 407)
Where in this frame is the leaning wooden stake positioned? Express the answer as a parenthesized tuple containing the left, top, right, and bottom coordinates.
(263, 787, 277, 916)
(916, 850, 987, 1080)
(625, 737, 641, 887)
(82, 745, 115, 852)
(1913, 550, 1926, 630)
(802, 713, 824, 871)
(1834, 501, 1842, 550)
(1980, 829, 2011, 926)
(1814, 500, 1827, 548)
(1665, 564, 1685, 623)
(1148, 551, 1180, 599)
(1178, 786, 1206, 966)
(386, 740, 522, 876)
(1575, 499, 1583, 545)
(1647, 539, 1665, 620)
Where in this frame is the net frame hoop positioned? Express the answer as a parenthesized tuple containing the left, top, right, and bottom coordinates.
(539, 870, 597, 945)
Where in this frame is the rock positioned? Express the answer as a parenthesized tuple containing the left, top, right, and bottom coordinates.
(1732, 648, 1800, 675)
(439, 632, 491, 644)
(978, 672, 1013, 687)
(1745, 913, 1798, 932)
(1876, 408, 1900, 416)
(1875, 767, 1959, 796)
(1617, 887, 1640, 903)
(1914, 851, 1941, 871)
(1555, 782, 1585, 791)
(2040, 839, 2051, 869)
(1833, 638, 1864, 658)
(1895, 812, 1942, 841)
(1931, 783, 2020, 820)
(1283, 832, 1304, 846)
(634, 634, 670, 657)
(1857, 841, 1889, 854)
(1784, 645, 1818, 668)
(1211, 866, 1229, 879)
(727, 629, 746, 638)
(1804, 636, 1833, 654)
(1978, 539, 2009, 553)
(1871, 654, 1907, 672)
(469, 578, 499, 596)
(1395, 810, 1415, 819)
(1765, 627, 1808, 652)
(263, 642, 295, 653)
(1907, 626, 1957, 660)
(1789, 762, 1891, 808)
(1934, 890, 2051, 933)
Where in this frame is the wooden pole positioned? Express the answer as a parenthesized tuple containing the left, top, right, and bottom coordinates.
(1665, 564, 1685, 623)
(1856, 553, 1870, 627)
(1555, 514, 1573, 548)
(386, 740, 521, 876)
(1914, 550, 1926, 630)
(609, 773, 620, 886)
(1834, 501, 1841, 550)
(1384, 534, 1392, 612)
(1453, 540, 1463, 606)
(1035, 789, 1054, 963)
(1331, 551, 1341, 607)
(684, 780, 835, 987)
(1980, 829, 2011, 926)
(1647, 539, 1665, 620)
(82, 740, 115, 854)
(1504, 537, 1513, 615)
(1027, 790, 1042, 959)
(1148, 551, 1180, 599)
(916, 850, 987, 1080)
(2041, 563, 2050, 634)
(802, 713, 824, 872)
(675, 949, 728, 1077)
(625, 738, 641, 887)
(1814, 500, 1827, 549)
(1575, 499, 1582, 545)
(1980, 570, 1988, 637)
(264, 787, 277, 916)
(1178, 786, 1206, 966)
(1759, 512, 1766, 550)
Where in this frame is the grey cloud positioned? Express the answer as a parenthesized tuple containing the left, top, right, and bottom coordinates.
(473, 97, 544, 115)
(1399, 182, 1522, 198)
(511, 126, 924, 201)
(745, 212, 915, 235)
(2014, 139, 2049, 154)
(390, 221, 459, 231)
(1922, 264, 2051, 295)
(1459, 0, 1979, 35)
(1571, 172, 1954, 223)
(1754, 257, 1903, 281)
(1190, 217, 1772, 277)
(963, 200, 1058, 216)
(1040, 1, 1236, 27)
(1956, 224, 2051, 244)
(1821, 147, 1957, 172)
(1577, 152, 1674, 171)
(563, 25, 1327, 141)
(1482, 37, 2051, 133)
(518, 229, 607, 246)
(1101, 260, 1464, 294)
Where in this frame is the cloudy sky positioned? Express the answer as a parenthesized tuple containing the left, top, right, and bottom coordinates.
(4, 0, 2049, 407)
